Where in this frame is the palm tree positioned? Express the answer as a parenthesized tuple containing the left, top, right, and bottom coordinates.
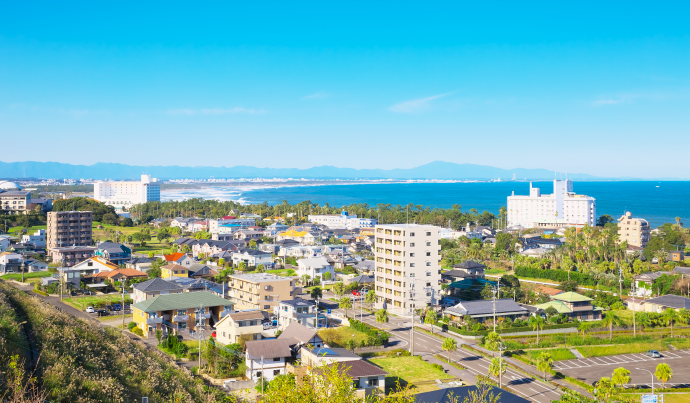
(489, 357, 507, 388)
(655, 363, 673, 388)
(442, 337, 457, 364)
(529, 315, 545, 345)
(376, 309, 389, 325)
(301, 274, 311, 287)
(333, 281, 345, 298)
(602, 311, 622, 340)
(484, 332, 502, 357)
(535, 352, 553, 380)
(664, 308, 679, 338)
(310, 287, 322, 301)
(612, 367, 631, 389)
(638, 312, 652, 334)
(676, 217, 682, 230)
(424, 310, 438, 334)
(339, 296, 353, 319)
(365, 290, 377, 311)
(577, 321, 592, 341)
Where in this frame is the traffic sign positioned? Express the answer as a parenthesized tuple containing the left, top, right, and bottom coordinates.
(641, 395, 658, 403)
(327, 308, 331, 314)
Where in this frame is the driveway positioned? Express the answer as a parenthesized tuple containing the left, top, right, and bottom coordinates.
(555, 350, 690, 388)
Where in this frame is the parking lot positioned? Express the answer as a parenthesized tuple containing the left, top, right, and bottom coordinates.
(555, 349, 690, 388)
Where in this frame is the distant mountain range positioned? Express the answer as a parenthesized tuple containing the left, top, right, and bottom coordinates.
(0, 160, 681, 181)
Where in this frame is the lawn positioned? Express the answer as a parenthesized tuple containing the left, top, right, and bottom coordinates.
(664, 394, 690, 403)
(318, 326, 371, 348)
(98, 313, 133, 322)
(575, 338, 689, 357)
(6, 224, 47, 234)
(526, 348, 576, 362)
(63, 294, 132, 310)
(1, 271, 53, 283)
(369, 356, 449, 390)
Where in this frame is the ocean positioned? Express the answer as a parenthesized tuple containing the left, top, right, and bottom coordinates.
(160, 181, 690, 228)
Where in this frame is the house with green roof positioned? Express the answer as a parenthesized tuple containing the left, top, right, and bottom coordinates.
(132, 291, 234, 337)
(535, 291, 602, 321)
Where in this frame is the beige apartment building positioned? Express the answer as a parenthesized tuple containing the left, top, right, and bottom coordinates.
(227, 273, 297, 311)
(617, 211, 651, 248)
(374, 224, 442, 314)
(47, 211, 93, 248)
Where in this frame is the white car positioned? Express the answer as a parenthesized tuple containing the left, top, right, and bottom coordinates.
(85, 306, 95, 313)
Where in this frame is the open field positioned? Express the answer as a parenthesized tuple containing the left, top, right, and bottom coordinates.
(526, 348, 576, 362)
(369, 356, 449, 392)
(577, 338, 690, 357)
(1, 271, 53, 283)
(6, 224, 47, 234)
(63, 294, 132, 310)
(318, 326, 371, 348)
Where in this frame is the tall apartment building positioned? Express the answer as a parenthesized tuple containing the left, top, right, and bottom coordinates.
(94, 174, 160, 210)
(374, 224, 442, 315)
(507, 179, 596, 229)
(227, 273, 297, 311)
(617, 211, 651, 248)
(47, 211, 93, 248)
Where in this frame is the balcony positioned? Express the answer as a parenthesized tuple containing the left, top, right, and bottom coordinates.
(220, 310, 232, 318)
(197, 312, 212, 319)
(173, 315, 189, 322)
(146, 317, 163, 325)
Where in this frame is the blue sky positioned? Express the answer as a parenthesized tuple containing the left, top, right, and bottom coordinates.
(1, 2, 689, 177)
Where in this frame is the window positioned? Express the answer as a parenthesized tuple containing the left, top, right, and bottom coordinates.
(426, 282, 431, 287)
(410, 243, 415, 247)
(256, 371, 262, 377)
(409, 263, 415, 267)
(426, 252, 431, 256)
(368, 377, 379, 386)
(410, 232, 415, 237)
(426, 241, 431, 246)
(409, 253, 415, 257)
(426, 232, 431, 236)
(426, 262, 431, 266)
(273, 357, 280, 362)
(426, 271, 431, 276)
(264, 305, 270, 309)
(426, 292, 431, 296)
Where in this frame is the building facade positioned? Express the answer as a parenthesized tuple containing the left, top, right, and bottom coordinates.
(48, 245, 96, 267)
(22, 229, 46, 248)
(617, 211, 651, 248)
(93, 174, 160, 210)
(507, 179, 596, 229)
(308, 211, 378, 229)
(227, 273, 296, 311)
(374, 224, 442, 314)
(47, 211, 93, 248)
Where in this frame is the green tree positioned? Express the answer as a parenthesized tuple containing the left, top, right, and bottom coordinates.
(424, 310, 438, 334)
(535, 352, 553, 380)
(611, 367, 631, 389)
(529, 315, 545, 345)
(663, 308, 679, 338)
(323, 271, 332, 281)
(155, 329, 162, 344)
(489, 357, 508, 388)
(442, 337, 457, 364)
(238, 261, 247, 271)
(376, 309, 389, 325)
(484, 332, 502, 357)
(655, 363, 672, 388)
(333, 281, 346, 298)
(218, 258, 226, 267)
(310, 287, 322, 300)
(249, 239, 257, 249)
(339, 296, 353, 318)
(602, 311, 622, 340)
(120, 217, 134, 227)
(365, 290, 377, 311)
(257, 264, 265, 273)
(577, 321, 592, 341)
(286, 268, 296, 276)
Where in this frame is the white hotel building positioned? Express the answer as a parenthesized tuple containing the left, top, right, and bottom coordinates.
(308, 211, 377, 229)
(94, 175, 160, 210)
(507, 179, 596, 229)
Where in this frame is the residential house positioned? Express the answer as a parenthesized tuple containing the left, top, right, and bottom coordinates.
(258, 243, 280, 254)
(415, 385, 529, 403)
(630, 295, 690, 313)
(227, 273, 296, 311)
(443, 298, 531, 323)
(276, 298, 327, 331)
(323, 361, 387, 397)
(521, 237, 565, 251)
(535, 291, 602, 321)
(192, 240, 233, 258)
(48, 245, 96, 267)
(301, 346, 362, 367)
(214, 311, 265, 345)
(21, 229, 46, 248)
(669, 251, 685, 262)
(94, 242, 132, 264)
(235, 229, 263, 241)
(125, 257, 155, 272)
(245, 339, 292, 381)
(348, 274, 374, 287)
(231, 248, 272, 268)
(132, 291, 234, 338)
(277, 322, 325, 354)
(163, 252, 195, 267)
(353, 260, 375, 274)
(132, 277, 184, 302)
(161, 263, 190, 279)
(297, 256, 335, 281)
(172, 237, 198, 249)
(23, 258, 48, 272)
(442, 261, 486, 282)
(276, 230, 308, 242)
(0, 235, 11, 252)
(87, 268, 148, 285)
(633, 272, 668, 297)
(59, 257, 118, 287)
(189, 264, 219, 279)
(168, 277, 227, 298)
(0, 252, 23, 274)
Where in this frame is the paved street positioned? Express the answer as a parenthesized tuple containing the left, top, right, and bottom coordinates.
(554, 350, 690, 388)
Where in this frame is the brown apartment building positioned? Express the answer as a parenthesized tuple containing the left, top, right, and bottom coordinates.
(47, 211, 93, 248)
(617, 211, 651, 248)
(227, 273, 297, 311)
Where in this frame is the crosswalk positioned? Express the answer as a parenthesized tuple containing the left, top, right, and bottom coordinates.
(552, 349, 690, 370)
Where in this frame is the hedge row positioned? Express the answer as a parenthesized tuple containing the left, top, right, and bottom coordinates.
(515, 266, 632, 288)
(349, 319, 389, 345)
(441, 322, 575, 336)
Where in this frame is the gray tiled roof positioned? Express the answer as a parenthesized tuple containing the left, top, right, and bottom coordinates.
(133, 277, 184, 293)
(328, 360, 388, 379)
(643, 295, 690, 310)
(452, 261, 486, 270)
(245, 339, 292, 360)
(444, 298, 529, 317)
(278, 322, 317, 345)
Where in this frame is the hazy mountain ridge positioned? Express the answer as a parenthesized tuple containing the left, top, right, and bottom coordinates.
(0, 160, 678, 181)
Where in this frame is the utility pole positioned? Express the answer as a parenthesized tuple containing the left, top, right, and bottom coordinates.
(410, 282, 415, 356)
(122, 281, 126, 330)
(618, 267, 623, 298)
(631, 283, 637, 337)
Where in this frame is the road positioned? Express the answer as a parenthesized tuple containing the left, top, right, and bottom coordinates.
(554, 350, 690, 389)
(329, 303, 564, 403)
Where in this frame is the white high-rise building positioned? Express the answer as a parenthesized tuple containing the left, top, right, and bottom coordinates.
(374, 224, 442, 315)
(94, 175, 160, 209)
(507, 179, 596, 229)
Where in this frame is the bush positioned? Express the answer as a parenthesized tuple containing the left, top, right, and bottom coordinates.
(127, 321, 137, 331)
(515, 266, 632, 289)
(132, 327, 144, 336)
(349, 319, 389, 345)
(431, 363, 444, 371)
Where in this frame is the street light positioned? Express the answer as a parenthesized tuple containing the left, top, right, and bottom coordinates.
(636, 368, 654, 395)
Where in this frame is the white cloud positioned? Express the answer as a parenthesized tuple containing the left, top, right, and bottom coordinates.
(302, 92, 329, 100)
(388, 92, 452, 113)
(167, 108, 265, 115)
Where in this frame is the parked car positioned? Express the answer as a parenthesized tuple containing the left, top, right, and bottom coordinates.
(646, 350, 661, 358)
(85, 306, 95, 313)
(96, 310, 109, 317)
(112, 304, 122, 311)
(263, 322, 272, 330)
(105, 305, 113, 311)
